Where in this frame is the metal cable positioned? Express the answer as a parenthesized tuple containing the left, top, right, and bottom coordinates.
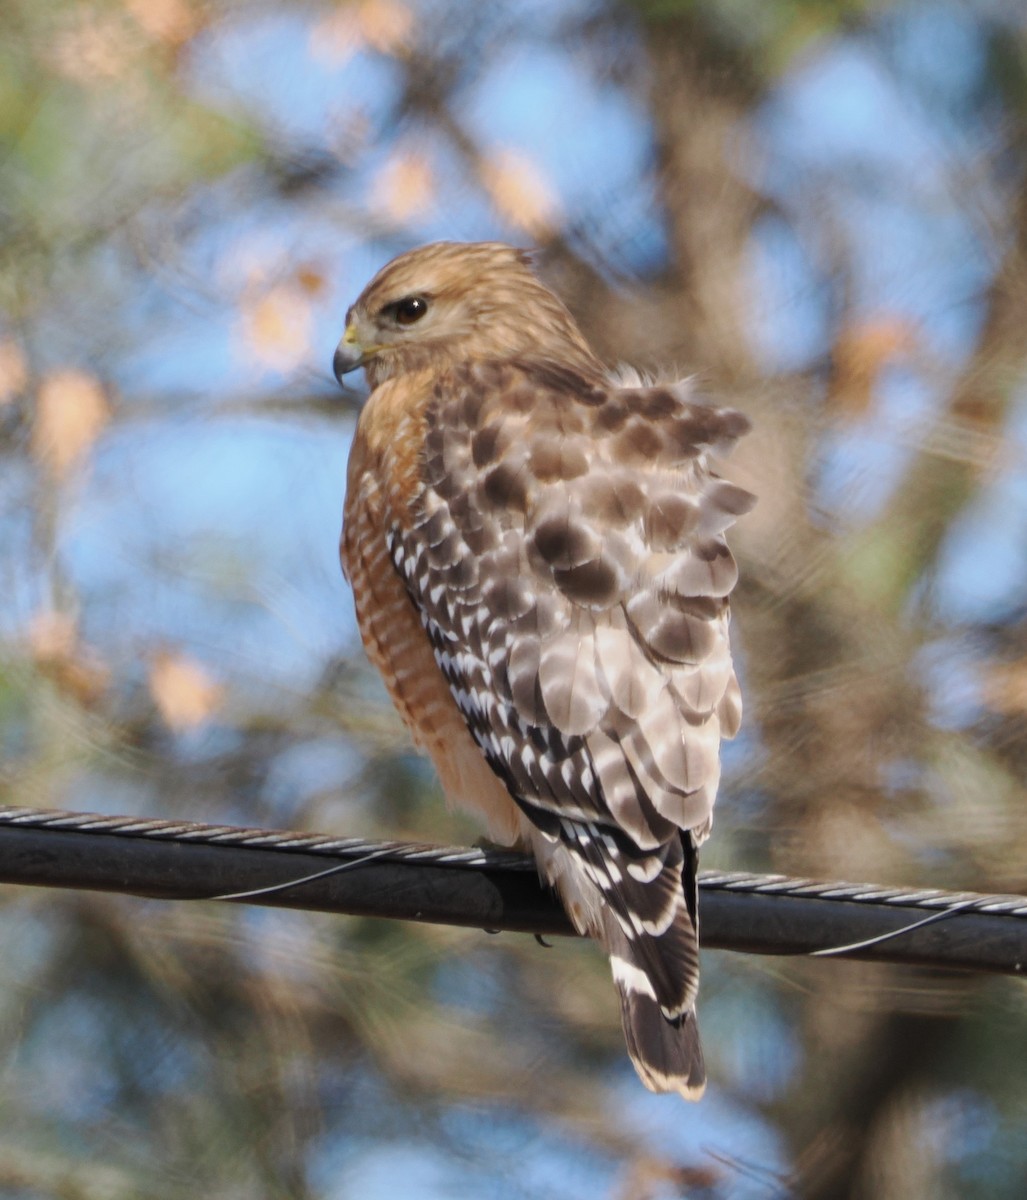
(0, 804, 1024, 975)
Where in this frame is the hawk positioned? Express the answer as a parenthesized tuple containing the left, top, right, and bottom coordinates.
(334, 242, 752, 1099)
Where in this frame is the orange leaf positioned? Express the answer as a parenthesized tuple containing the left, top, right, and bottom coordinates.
(50, 11, 138, 84)
(32, 369, 111, 479)
(826, 317, 917, 416)
(296, 265, 327, 296)
(239, 284, 314, 373)
(358, 0, 414, 54)
(310, 0, 414, 66)
(149, 650, 223, 731)
(982, 659, 1027, 716)
(370, 151, 435, 224)
(28, 611, 110, 707)
(123, 0, 198, 47)
(28, 611, 78, 663)
(0, 339, 27, 407)
(480, 149, 561, 238)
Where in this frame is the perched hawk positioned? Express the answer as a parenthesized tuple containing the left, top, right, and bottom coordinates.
(334, 242, 752, 1099)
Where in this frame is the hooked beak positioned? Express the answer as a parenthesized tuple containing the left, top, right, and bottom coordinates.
(332, 320, 372, 383)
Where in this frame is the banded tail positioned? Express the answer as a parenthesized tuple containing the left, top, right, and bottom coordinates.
(599, 832, 706, 1099)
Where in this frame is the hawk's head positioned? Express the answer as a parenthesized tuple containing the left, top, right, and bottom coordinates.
(333, 241, 602, 389)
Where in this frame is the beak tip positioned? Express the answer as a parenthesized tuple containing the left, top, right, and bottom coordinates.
(333, 341, 364, 385)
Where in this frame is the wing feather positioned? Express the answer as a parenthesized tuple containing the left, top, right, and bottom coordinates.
(393, 359, 751, 1090)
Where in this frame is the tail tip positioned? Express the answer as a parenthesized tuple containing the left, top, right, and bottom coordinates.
(620, 989, 707, 1102)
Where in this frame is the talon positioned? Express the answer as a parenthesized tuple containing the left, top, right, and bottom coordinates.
(534, 934, 553, 948)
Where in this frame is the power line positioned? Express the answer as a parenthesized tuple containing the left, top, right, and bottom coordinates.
(0, 804, 1023, 975)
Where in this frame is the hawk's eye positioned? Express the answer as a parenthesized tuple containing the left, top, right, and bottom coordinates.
(393, 296, 428, 326)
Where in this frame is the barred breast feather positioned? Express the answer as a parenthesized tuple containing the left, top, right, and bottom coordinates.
(378, 358, 752, 1099)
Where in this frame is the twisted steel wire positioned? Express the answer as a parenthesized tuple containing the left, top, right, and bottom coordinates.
(0, 804, 1023, 973)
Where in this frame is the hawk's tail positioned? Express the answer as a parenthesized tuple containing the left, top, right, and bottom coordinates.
(601, 908, 706, 1100)
(540, 820, 707, 1099)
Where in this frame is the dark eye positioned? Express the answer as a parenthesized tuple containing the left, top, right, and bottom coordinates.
(393, 296, 428, 326)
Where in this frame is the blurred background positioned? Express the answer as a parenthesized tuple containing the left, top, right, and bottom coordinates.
(1, 0, 1025, 1196)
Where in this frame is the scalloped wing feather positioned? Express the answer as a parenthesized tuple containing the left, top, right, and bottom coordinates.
(386, 360, 752, 1096)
